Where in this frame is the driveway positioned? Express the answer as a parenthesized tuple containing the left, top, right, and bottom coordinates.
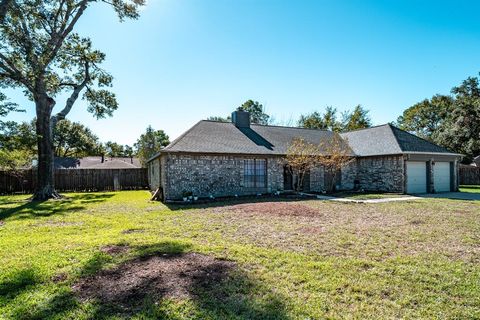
(418, 192, 480, 201)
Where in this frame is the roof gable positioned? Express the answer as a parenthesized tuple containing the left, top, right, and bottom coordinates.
(340, 125, 402, 156)
(54, 157, 142, 169)
(341, 124, 455, 156)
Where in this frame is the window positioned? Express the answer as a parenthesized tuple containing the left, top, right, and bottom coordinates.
(244, 159, 266, 188)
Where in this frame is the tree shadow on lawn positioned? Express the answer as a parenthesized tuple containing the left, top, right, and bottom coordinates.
(0, 269, 40, 306)
(14, 241, 290, 320)
(0, 193, 114, 221)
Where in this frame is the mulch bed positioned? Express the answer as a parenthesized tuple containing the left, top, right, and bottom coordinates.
(72, 253, 235, 310)
(211, 202, 321, 217)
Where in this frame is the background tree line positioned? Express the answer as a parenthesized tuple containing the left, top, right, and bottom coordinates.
(0, 119, 170, 167)
(396, 73, 480, 163)
(2, 70, 479, 176)
(209, 99, 372, 132)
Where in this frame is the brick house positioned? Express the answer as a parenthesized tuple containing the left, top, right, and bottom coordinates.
(147, 111, 462, 201)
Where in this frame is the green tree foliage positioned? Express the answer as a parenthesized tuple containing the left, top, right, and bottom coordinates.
(299, 106, 370, 132)
(298, 111, 324, 129)
(0, 120, 36, 152)
(341, 105, 372, 131)
(0, 0, 144, 199)
(124, 145, 134, 158)
(207, 100, 271, 125)
(53, 119, 100, 157)
(0, 119, 101, 158)
(397, 74, 480, 162)
(134, 125, 170, 165)
(207, 116, 229, 122)
(105, 141, 125, 158)
(436, 77, 480, 162)
(0, 149, 32, 172)
(237, 100, 270, 125)
(397, 95, 453, 140)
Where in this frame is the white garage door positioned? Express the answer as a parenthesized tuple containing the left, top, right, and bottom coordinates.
(434, 162, 451, 192)
(406, 161, 427, 194)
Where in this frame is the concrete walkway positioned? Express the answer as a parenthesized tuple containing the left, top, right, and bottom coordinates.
(313, 192, 480, 203)
(314, 195, 420, 203)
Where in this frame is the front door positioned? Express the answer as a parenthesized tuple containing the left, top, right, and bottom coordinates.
(283, 166, 293, 190)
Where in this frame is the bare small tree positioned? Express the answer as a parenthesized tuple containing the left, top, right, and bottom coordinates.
(285, 137, 323, 192)
(286, 134, 354, 193)
(318, 134, 355, 192)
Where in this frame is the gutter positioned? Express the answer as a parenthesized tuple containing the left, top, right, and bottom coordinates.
(146, 151, 162, 163)
(403, 151, 464, 157)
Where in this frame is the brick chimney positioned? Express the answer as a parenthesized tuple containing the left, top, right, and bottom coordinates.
(231, 110, 250, 128)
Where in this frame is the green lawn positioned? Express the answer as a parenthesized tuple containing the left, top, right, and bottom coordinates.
(0, 191, 479, 319)
(331, 191, 408, 200)
(460, 185, 480, 193)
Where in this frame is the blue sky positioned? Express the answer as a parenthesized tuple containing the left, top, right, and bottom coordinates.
(6, 0, 480, 145)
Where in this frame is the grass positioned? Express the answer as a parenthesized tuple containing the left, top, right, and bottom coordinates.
(0, 191, 479, 319)
(460, 185, 480, 193)
(331, 191, 408, 200)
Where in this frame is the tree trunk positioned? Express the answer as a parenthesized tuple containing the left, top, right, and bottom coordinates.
(32, 97, 61, 200)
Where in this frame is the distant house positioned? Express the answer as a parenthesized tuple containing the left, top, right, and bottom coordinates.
(147, 110, 462, 201)
(472, 155, 480, 167)
(53, 156, 142, 169)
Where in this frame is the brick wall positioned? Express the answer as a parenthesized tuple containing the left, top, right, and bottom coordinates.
(354, 155, 405, 192)
(148, 158, 161, 190)
(150, 153, 407, 200)
(162, 154, 284, 200)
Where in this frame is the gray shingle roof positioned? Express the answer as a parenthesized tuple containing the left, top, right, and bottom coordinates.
(340, 124, 456, 156)
(54, 157, 142, 169)
(155, 121, 459, 160)
(163, 120, 352, 155)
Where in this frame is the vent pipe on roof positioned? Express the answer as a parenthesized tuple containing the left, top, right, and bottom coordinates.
(231, 110, 250, 128)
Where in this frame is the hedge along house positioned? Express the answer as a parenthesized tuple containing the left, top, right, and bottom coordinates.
(148, 110, 462, 201)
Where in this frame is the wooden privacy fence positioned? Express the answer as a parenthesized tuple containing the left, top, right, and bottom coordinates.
(459, 165, 480, 185)
(0, 168, 148, 194)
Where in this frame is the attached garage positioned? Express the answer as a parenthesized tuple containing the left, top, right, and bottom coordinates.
(434, 162, 451, 192)
(406, 161, 427, 194)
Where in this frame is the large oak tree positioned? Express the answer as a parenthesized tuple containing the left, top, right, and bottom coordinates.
(0, 0, 144, 199)
(397, 74, 480, 163)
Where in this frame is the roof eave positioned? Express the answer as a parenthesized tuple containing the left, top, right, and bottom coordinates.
(403, 151, 464, 157)
(146, 151, 163, 163)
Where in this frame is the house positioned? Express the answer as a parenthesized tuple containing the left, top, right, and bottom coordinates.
(472, 155, 480, 167)
(53, 156, 142, 169)
(147, 110, 462, 201)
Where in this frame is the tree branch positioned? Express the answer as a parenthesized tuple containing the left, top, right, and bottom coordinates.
(44, 0, 89, 69)
(0, 0, 13, 24)
(0, 53, 34, 91)
(51, 61, 90, 126)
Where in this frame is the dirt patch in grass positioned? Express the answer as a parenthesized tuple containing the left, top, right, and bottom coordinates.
(211, 201, 321, 217)
(121, 228, 145, 234)
(100, 244, 130, 256)
(0, 220, 4, 227)
(195, 200, 480, 262)
(51, 272, 68, 283)
(72, 253, 235, 310)
(297, 226, 325, 234)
